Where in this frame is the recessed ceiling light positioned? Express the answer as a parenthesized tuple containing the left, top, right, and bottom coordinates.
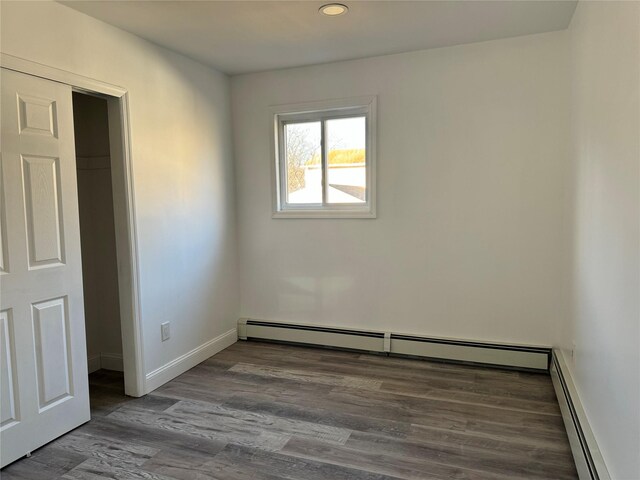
(319, 3, 348, 16)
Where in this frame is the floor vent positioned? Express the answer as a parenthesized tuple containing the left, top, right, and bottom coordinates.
(550, 351, 611, 480)
(238, 319, 550, 372)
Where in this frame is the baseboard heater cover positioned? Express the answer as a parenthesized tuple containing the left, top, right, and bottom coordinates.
(238, 319, 551, 371)
(550, 351, 611, 480)
(240, 320, 385, 353)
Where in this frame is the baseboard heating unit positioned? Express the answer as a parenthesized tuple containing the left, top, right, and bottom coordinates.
(238, 319, 551, 371)
(550, 351, 611, 480)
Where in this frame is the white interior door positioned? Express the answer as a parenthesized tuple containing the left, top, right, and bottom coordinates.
(0, 68, 90, 467)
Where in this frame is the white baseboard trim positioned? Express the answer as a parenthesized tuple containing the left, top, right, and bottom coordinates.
(238, 318, 551, 371)
(87, 353, 124, 373)
(87, 354, 101, 374)
(100, 353, 124, 372)
(550, 350, 611, 480)
(144, 328, 237, 394)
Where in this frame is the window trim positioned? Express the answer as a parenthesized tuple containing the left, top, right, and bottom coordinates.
(270, 96, 377, 219)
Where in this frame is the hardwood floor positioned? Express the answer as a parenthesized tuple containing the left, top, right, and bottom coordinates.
(2, 341, 578, 479)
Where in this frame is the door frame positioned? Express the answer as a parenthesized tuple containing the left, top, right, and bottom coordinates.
(1, 53, 145, 397)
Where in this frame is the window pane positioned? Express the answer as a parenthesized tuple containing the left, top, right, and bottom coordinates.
(284, 122, 322, 204)
(326, 117, 366, 204)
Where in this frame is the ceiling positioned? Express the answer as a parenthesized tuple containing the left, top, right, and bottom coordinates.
(60, 1, 578, 75)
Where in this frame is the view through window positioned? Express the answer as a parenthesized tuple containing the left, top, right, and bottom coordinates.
(284, 116, 367, 205)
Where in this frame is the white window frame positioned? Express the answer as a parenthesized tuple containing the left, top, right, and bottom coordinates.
(271, 96, 377, 218)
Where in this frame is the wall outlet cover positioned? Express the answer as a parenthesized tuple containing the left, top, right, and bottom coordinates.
(161, 322, 170, 342)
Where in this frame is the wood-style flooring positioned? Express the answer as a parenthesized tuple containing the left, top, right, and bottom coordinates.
(1, 341, 578, 479)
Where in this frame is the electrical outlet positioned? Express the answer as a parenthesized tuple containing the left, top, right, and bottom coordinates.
(161, 322, 170, 342)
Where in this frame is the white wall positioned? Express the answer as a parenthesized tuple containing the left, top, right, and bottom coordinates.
(562, 2, 640, 478)
(232, 31, 569, 346)
(1, 1, 239, 378)
(74, 93, 123, 366)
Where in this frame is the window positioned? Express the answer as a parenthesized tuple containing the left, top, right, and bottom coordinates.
(272, 96, 376, 218)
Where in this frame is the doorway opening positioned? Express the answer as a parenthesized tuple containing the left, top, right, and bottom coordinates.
(72, 92, 126, 400)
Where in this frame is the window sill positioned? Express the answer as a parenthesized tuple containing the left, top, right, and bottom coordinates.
(272, 208, 376, 219)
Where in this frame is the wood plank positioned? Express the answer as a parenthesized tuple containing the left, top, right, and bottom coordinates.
(327, 386, 566, 431)
(0, 447, 86, 479)
(220, 394, 411, 439)
(341, 431, 578, 480)
(141, 450, 221, 480)
(62, 457, 175, 480)
(163, 399, 352, 445)
(207, 444, 403, 480)
(51, 430, 160, 467)
(282, 436, 525, 480)
(77, 415, 228, 457)
(229, 362, 383, 389)
(107, 404, 292, 452)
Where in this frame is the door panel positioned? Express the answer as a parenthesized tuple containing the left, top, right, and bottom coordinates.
(0, 309, 18, 429)
(17, 94, 59, 138)
(22, 154, 65, 267)
(0, 68, 90, 468)
(32, 296, 73, 410)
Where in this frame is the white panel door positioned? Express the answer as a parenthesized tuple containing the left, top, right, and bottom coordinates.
(0, 68, 90, 467)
